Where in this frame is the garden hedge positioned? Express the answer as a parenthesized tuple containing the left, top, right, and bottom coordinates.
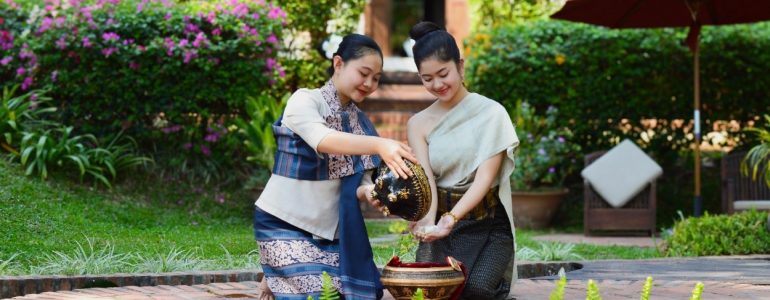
(466, 20, 770, 224)
(466, 20, 770, 152)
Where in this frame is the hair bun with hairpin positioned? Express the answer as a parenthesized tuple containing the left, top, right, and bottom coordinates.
(409, 21, 442, 41)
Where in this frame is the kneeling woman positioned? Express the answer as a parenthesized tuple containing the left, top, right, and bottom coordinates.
(406, 22, 519, 300)
(254, 34, 417, 300)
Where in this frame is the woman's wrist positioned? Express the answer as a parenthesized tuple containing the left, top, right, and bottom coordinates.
(441, 211, 460, 227)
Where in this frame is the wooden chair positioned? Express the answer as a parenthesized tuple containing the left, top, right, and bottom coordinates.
(583, 151, 657, 236)
(721, 151, 770, 214)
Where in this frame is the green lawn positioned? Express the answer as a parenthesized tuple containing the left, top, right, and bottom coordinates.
(0, 160, 258, 275)
(0, 160, 660, 276)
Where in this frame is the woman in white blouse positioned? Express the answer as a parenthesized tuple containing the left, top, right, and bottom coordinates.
(254, 34, 416, 300)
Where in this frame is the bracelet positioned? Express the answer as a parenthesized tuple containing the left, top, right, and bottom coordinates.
(442, 211, 460, 224)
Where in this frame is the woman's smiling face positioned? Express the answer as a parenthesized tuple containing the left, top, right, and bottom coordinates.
(418, 58, 464, 103)
(333, 53, 383, 104)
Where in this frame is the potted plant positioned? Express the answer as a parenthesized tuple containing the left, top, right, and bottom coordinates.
(509, 101, 581, 229)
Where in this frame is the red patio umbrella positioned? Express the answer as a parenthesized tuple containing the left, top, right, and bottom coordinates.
(552, 0, 770, 216)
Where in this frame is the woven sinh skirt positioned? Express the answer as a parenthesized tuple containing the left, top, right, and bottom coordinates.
(416, 205, 514, 300)
(254, 207, 343, 300)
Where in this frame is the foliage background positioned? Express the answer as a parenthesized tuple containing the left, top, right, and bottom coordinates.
(466, 19, 770, 226)
(0, 0, 366, 185)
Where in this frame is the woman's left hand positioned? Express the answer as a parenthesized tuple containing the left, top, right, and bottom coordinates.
(361, 184, 384, 212)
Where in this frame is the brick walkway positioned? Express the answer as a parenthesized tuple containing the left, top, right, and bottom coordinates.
(11, 279, 770, 300)
(10, 256, 770, 299)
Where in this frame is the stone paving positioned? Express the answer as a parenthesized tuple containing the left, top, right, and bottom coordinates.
(10, 256, 770, 300)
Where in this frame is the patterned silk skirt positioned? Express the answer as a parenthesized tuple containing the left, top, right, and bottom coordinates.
(416, 204, 514, 300)
(254, 207, 343, 299)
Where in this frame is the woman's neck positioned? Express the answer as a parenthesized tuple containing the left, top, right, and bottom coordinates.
(331, 77, 350, 106)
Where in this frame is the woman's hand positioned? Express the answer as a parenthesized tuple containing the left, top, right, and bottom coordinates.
(358, 184, 384, 212)
(377, 138, 418, 179)
(412, 214, 454, 243)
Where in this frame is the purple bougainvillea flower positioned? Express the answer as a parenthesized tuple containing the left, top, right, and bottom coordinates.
(204, 133, 219, 143)
(200, 145, 211, 156)
(267, 6, 286, 20)
(0, 31, 12, 50)
(0, 56, 12, 65)
(184, 23, 199, 35)
(101, 47, 118, 57)
(558, 136, 565, 143)
(266, 34, 278, 45)
(183, 50, 196, 63)
(102, 32, 120, 41)
(38, 17, 53, 33)
(56, 35, 68, 49)
(162, 124, 182, 134)
(21, 76, 33, 90)
(51, 70, 58, 82)
(549, 167, 555, 173)
(16, 67, 25, 76)
(82, 36, 92, 48)
(192, 32, 207, 48)
(54, 16, 66, 27)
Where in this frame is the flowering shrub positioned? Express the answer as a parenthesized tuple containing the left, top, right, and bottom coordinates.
(0, 0, 26, 84)
(0, 0, 286, 182)
(1, 0, 284, 146)
(510, 101, 581, 191)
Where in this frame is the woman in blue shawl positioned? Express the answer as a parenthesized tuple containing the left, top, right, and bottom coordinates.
(254, 34, 417, 300)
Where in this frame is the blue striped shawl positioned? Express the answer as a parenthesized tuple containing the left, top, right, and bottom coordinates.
(270, 82, 383, 299)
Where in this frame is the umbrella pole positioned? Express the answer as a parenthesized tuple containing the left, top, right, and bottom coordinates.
(693, 42, 703, 217)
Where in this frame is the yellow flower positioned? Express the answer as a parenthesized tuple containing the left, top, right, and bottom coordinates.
(474, 33, 490, 43)
(555, 54, 566, 65)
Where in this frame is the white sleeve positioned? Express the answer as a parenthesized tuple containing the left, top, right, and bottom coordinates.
(281, 89, 336, 153)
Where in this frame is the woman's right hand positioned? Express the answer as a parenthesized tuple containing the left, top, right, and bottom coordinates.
(409, 215, 435, 238)
(377, 138, 418, 179)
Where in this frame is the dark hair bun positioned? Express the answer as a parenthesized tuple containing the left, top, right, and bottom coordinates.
(409, 21, 442, 41)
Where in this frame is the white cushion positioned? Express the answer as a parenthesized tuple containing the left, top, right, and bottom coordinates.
(581, 139, 663, 208)
(734, 201, 770, 210)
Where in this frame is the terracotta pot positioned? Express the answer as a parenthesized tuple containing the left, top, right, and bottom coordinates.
(511, 188, 568, 229)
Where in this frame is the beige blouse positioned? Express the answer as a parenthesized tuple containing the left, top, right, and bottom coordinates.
(255, 88, 373, 241)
